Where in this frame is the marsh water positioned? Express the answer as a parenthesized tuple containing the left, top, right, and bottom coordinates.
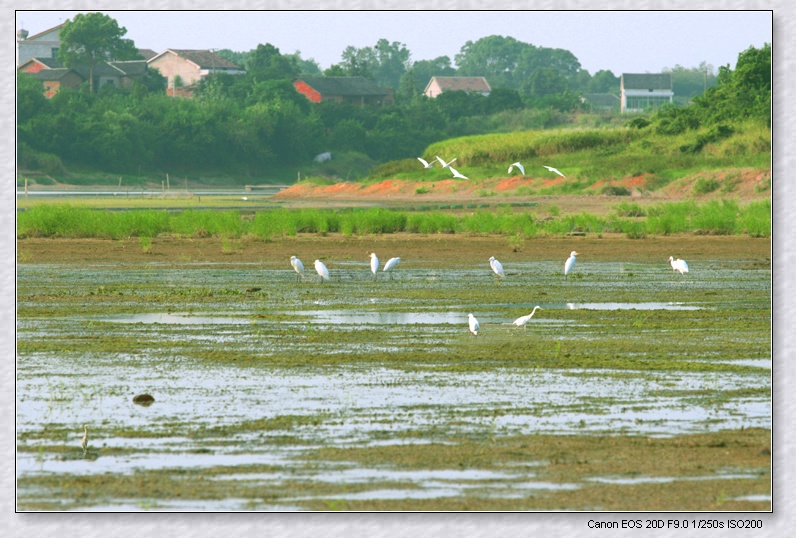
(16, 256, 771, 510)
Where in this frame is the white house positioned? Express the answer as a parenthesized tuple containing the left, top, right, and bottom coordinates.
(620, 73, 673, 113)
(423, 76, 491, 98)
(16, 23, 65, 66)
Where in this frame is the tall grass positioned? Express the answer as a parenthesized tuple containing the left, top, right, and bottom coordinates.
(17, 201, 771, 240)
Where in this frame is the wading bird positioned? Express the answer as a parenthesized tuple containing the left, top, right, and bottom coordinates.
(542, 165, 566, 177)
(564, 251, 579, 280)
(489, 256, 505, 278)
(290, 256, 305, 282)
(436, 156, 457, 168)
(508, 162, 525, 175)
(80, 424, 88, 456)
(668, 256, 689, 275)
(513, 306, 543, 329)
(383, 256, 401, 280)
(449, 166, 469, 180)
(369, 252, 379, 280)
(314, 259, 330, 282)
(417, 157, 435, 169)
(468, 313, 480, 337)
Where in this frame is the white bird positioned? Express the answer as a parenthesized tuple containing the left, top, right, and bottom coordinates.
(80, 424, 88, 455)
(513, 306, 543, 329)
(468, 313, 480, 337)
(508, 162, 525, 175)
(383, 257, 401, 280)
(436, 156, 457, 168)
(669, 256, 689, 275)
(449, 166, 469, 180)
(290, 256, 305, 282)
(542, 165, 566, 177)
(489, 256, 505, 278)
(314, 259, 330, 282)
(564, 251, 579, 280)
(417, 157, 435, 169)
(369, 252, 379, 279)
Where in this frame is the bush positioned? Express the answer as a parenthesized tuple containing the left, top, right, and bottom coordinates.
(692, 177, 720, 195)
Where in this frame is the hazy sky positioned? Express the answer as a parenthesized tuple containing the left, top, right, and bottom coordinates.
(16, 10, 771, 75)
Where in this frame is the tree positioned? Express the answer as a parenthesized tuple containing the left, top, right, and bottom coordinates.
(587, 69, 620, 94)
(246, 43, 300, 81)
(58, 12, 138, 94)
(401, 56, 457, 95)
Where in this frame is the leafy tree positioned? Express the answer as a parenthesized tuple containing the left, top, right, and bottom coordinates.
(17, 72, 48, 124)
(527, 67, 567, 98)
(665, 63, 717, 103)
(58, 12, 138, 94)
(247, 43, 300, 81)
(587, 69, 620, 94)
(336, 40, 410, 89)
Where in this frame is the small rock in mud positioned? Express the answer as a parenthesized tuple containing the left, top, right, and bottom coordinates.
(132, 394, 155, 407)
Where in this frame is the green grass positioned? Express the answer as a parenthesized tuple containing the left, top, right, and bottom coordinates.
(17, 200, 771, 240)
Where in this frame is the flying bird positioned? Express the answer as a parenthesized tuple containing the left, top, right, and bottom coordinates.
(290, 256, 305, 282)
(468, 313, 480, 337)
(417, 157, 435, 169)
(383, 257, 401, 280)
(564, 251, 579, 280)
(369, 252, 379, 279)
(542, 165, 566, 177)
(508, 162, 525, 175)
(314, 259, 330, 282)
(489, 256, 505, 278)
(449, 166, 469, 180)
(513, 306, 543, 329)
(668, 256, 689, 275)
(436, 156, 457, 168)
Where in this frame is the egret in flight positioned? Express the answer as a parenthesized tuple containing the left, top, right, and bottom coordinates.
(314, 259, 330, 283)
(468, 313, 480, 337)
(668, 256, 689, 275)
(449, 166, 469, 180)
(369, 252, 379, 280)
(543, 165, 566, 177)
(436, 156, 457, 168)
(489, 256, 505, 278)
(513, 306, 542, 329)
(383, 256, 401, 280)
(508, 162, 525, 175)
(290, 256, 305, 282)
(417, 157, 435, 169)
(564, 251, 579, 280)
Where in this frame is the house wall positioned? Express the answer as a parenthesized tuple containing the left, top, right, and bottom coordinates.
(424, 81, 442, 98)
(149, 53, 201, 88)
(17, 28, 61, 66)
(293, 80, 323, 103)
(21, 62, 46, 74)
(42, 81, 60, 99)
(621, 89, 673, 113)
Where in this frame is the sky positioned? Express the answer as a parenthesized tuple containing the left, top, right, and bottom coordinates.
(15, 9, 771, 76)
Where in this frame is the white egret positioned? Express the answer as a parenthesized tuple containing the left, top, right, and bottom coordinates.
(468, 313, 480, 337)
(290, 256, 305, 282)
(564, 251, 579, 280)
(383, 256, 401, 280)
(489, 256, 505, 278)
(508, 162, 525, 175)
(314, 259, 330, 282)
(668, 256, 689, 275)
(513, 306, 542, 329)
(417, 157, 435, 169)
(435, 156, 457, 168)
(449, 166, 469, 180)
(80, 424, 88, 456)
(369, 252, 379, 280)
(542, 165, 566, 177)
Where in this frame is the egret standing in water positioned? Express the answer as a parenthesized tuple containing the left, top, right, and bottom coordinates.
(290, 256, 305, 282)
(314, 259, 330, 283)
(468, 313, 480, 337)
(513, 306, 542, 329)
(668, 256, 689, 275)
(564, 251, 579, 280)
(80, 424, 88, 456)
(369, 252, 379, 280)
(489, 256, 505, 278)
(383, 256, 401, 280)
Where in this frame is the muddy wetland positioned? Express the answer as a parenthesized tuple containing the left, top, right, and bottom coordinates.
(16, 234, 771, 511)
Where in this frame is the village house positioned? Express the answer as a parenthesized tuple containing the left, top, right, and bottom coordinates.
(620, 73, 673, 113)
(16, 24, 64, 67)
(147, 49, 245, 96)
(581, 93, 621, 114)
(18, 56, 149, 97)
(423, 76, 491, 98)
(293, 76, 395, 106)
